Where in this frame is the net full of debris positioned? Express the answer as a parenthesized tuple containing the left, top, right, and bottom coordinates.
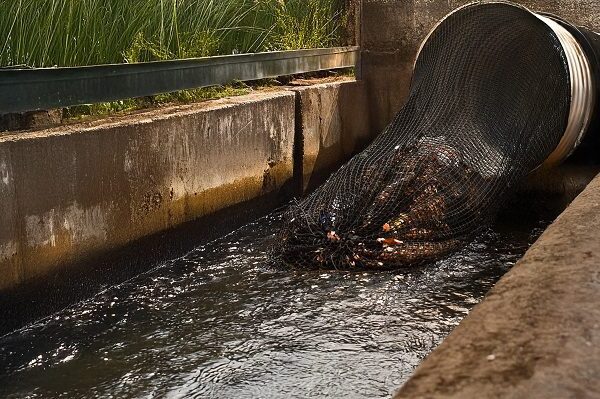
(275, 2, 595, 270)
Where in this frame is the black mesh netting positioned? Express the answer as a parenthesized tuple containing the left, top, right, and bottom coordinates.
(276, 3, 572, 269)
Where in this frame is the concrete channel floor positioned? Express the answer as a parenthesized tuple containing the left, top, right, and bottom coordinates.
(395, 174, 600, 398)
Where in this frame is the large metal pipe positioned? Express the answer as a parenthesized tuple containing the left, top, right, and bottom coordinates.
(416, 2, 599, 169)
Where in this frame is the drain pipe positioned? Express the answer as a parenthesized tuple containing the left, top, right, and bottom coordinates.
(415, 2, 599, 169)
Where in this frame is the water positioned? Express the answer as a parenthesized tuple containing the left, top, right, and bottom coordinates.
(0, 214, 546, 399)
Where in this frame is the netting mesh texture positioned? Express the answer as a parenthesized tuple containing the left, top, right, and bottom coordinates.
(276, 3, 571, 269)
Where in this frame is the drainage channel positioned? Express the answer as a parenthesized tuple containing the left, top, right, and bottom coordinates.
(0, 208, 549, 399)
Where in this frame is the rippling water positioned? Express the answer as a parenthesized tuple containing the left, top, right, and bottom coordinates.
(0, 215, 546, 399)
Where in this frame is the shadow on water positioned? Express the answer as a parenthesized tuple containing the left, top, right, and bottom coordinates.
(0, 204, 550, 399)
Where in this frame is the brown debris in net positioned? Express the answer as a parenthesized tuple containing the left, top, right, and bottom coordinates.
(278, 138, 488, 270)
(355, 240, 463, 269)
(327, 231, 341, 242)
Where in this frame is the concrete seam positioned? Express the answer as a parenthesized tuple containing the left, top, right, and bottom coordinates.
(293, 90, 305, 196)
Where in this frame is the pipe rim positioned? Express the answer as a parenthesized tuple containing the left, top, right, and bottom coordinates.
(536, 15, 596, 168)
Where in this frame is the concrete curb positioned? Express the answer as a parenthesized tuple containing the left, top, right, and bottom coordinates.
(396, 173, 600, 398)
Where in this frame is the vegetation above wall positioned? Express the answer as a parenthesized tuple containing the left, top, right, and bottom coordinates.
(0, 0, 344, 68)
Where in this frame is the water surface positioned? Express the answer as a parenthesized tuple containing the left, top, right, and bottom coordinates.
(0, 215, 546, 398)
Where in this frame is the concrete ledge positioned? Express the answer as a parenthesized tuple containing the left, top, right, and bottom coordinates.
(396, 173, 600, 398)
(0, 91, 296, 291)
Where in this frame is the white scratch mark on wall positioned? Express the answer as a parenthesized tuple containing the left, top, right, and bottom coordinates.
(124, 151, 133, 173)
(25, 204, 108, 249)
(62, 204, 108, 243)
(0, 161, 10, 186)
(25, 210, 57, 248)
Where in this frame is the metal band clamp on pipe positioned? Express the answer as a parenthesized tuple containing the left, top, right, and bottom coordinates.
(536, 14, 596, 168)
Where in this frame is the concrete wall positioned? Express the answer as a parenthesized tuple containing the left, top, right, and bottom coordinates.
(361, 0, 600, 132)
(0, 92, 295, 291)
(0, 79, 371, 293)
(291, 80, 371, 192)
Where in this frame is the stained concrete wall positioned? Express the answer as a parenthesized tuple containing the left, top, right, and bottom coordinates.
(0, 91, 295, 291)
(0, 80, 371, 294)
(361, 0, 600, 132)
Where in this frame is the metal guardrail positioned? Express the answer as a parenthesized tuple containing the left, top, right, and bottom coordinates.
(0, 46, 359, 114)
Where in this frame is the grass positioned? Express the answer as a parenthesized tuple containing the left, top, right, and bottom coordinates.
(0, 0, 345, 68)
(0, 0, 346, 123)
(62, 83, 255, 120)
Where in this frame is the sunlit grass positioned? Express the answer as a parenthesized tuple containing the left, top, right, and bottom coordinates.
(62, 83, 255, 120)
(0, 0, 344, 68)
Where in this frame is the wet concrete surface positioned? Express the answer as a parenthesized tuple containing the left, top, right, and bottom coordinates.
(0, 78, 373, 298)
